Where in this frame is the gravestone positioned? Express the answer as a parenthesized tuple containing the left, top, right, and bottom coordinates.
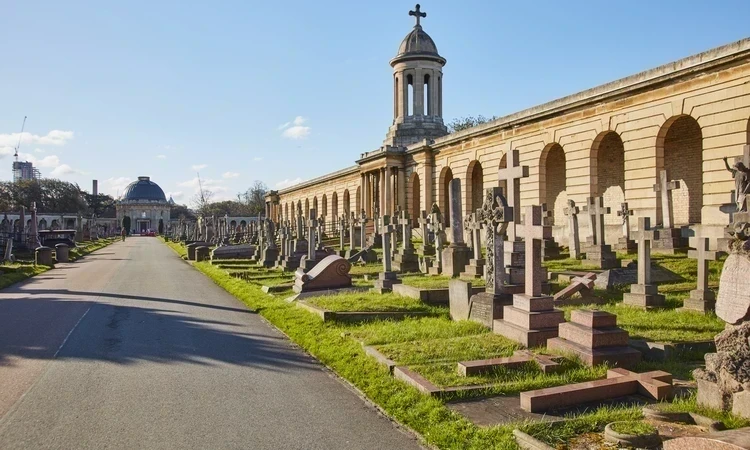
(695, 226, 750, 418)
(259, 219, 279, 268)
(417, 210, 434, 256)
(682, 234, 718, 313)
(614, 202, 637, 252)
(372, 215, 402, 293)
(540, 203, 560, 260)
(466, 187, 520, 327)
(449, 279, 473, 321)
(498, 150, 529, 285)
(302, 210, 319, 270)
(495, 205, 564, 347)
(460, 212, 485, 278)
(623, 217, 665, 308)
(582, 197, 618, 269)
(441, 179, 472, 277)
(426, 205, 447, 275)
(393, 210, 419, 272)
(547, 310, 641, 368)
(293, 255, 352, 293)
(552, 273, 600, 305)
(345, 211, 361, 258)
(195, 246, 210, 262)
(652, 170, 688, 253)
(563, 200, 581, 259)
(35, 246, 54, 267)
(211, 243, 255, 260)
(338, 214, 347, 255)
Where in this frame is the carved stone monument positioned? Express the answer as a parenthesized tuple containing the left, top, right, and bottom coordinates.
(393, 210, 419, 272)
(563, 200, 581, 259)
(372, 215, 402, 293)
(623, 217, 665, 308)
(614, 202, 637, 252)
(293, 255, 352, 294)
(460, 212, 485, 278)
(582, 197, 618, 269)
(652, 170, 688, 253)
(441, 179, 472, 277)
(682, 234, 718, 313)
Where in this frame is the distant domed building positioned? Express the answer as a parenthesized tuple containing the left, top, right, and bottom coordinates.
(116, 176, 171, 233)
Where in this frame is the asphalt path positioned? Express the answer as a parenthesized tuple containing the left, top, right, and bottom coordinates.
(0, 238, 422, 449)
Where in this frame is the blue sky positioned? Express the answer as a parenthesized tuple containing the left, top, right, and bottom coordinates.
(1, 1, 748, 205)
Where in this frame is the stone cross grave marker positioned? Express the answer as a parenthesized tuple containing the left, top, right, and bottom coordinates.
(563, 200, 581, 258)
(467, 212, 483, 261)
(476, 187, 512, 295)
(428, 207, 446, 272)
(339, 214, 347, 251)
(372, 215, 402, 293)
(684, 234, 718, 312)
(398, 210, 413, 251)
(552, 273, 599, 304)
(359, 210, 368, 249)
(306, 210, 318, 260)
(523, 205, 551, 297)
(417, 210, 434, 255)
(349, 212, 357, 249)
(623, 216, 665, 308)
(584, 196, 610, 246)
(653, 170, 680, 229)
(617, 202, 634, 240)
(497, 149, 529, 242)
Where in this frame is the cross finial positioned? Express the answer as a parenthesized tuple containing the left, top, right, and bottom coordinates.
(409, 4, 426, 27)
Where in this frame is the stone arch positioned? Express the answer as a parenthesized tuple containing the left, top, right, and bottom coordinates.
(332, 192, 339, 220)
(343, 189, 351, 216)
(656, 115, 703, 225)
(539, 143, 567, 226)
(466, 160, 483, 215)
(312, 196, 319, 216)
(592, 131, 626, 225)
(304, 198, 310, 215)
(13, 219, 20, 232)
(284, 203, 289, 222)
(230, 220, 237, 228)
(438, 166, 454, 226)
(240, 220, 247, 227)
(39, 218, 48, 230)
(498, 152, 508, 196)
(321, 194, 328, 218)
(50, 219, 59, 230)
(409, 171, 421, 227)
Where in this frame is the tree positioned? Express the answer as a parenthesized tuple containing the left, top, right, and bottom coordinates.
(446, 115, 498, 134)
(84, 193, 116, 218)
(190, 189, 214, 216)
(241, 180, 268, 216)
(170, 204, 196, 221)
(122, 216, 131, 235)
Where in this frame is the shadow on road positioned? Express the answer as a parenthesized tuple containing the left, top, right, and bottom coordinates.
(0, 298, 316, 374)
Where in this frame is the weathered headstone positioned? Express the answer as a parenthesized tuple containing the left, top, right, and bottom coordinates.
(582, 197, 618, 269)
(547, 310, 641, 367)
(393, 210, 419, 272)
(426, 205, 447, 275)
(293, 255, 352, 293)
(460, 212, 485, 278)
(372, 215, 402, 293)
(259, 219, 279, 268)
(540, 203, 561, 260)
(614, 202, 637, 252)
(623, 217, 665, 308)
(497, 149, 529, 242)
(552, 272, 600, 305)
(652, 169, 688, 253)
(441, 179, 472, 277)
(563, 200, 581, 259)
(682, 235, 718, 313)
(495, 205, 564, 347)
(417, 210, 434, 256)
(35, 246, 54, 267)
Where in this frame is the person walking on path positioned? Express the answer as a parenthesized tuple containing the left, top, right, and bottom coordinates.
(120, 228, 126, 241)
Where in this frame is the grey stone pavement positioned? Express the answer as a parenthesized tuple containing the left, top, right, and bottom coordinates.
(0, 238, 423, 450)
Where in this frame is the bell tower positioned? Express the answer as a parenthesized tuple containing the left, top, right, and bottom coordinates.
(383, 4, 448, 148)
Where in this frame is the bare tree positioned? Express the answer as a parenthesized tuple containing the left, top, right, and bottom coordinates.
(190, 189, 214, 216)
(243, 180, 268, 216)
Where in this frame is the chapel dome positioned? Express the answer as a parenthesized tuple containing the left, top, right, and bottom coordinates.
(397, 26, 439, 57)
(122, 176, 167, 202)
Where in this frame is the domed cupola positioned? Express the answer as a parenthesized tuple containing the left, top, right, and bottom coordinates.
(122, 176, 167, 202)
(384, 4, 448, 148)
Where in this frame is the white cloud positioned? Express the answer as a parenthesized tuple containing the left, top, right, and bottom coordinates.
(178, 177, 229, 194)
(50, 164, 79, 177)
(191, 164, 207, 171)
(223, 171, 240, 179)
(279, 116, 311, 140)
(102, 177, 134, 197)
(156, 154, 167, 160)
(0, 129, 75, 159)
(276, 177, 303, 189)
(253, 156, 264, 162)
(18, 152, 60, 168)
(34, 148, 46, 153)
(166, 191, 184, 201)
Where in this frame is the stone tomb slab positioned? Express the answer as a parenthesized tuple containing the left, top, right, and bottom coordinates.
(662, 427, 750, 450)
(519, 368, 673, 413)
(294, 300, 431, 322)
(457, 350, 562, 376)
(395, 281, 485, 306)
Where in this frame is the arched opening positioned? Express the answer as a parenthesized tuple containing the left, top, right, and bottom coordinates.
(439, 166, 454, 226)
(39, 218, 47, 230)
(296, 200, 302, 218)
(407, 74, 414, 117)
(343, 190, 350, 216)
(284, 203, 289, 222)
(304, 199, 309, 216)
(656, 115, 703, 225)
(394, 75, 399, 118)
(410, 172, 421, 227)
(592, 131, 625, 226)
(13, 219, 20, 232)
(230, 220, 237, 228)
(539, 143, 567, 226)
(332, 192, 339, 224)
(321, 194, 328, 218)
(466, 160, 484, 215)
(424, 74, 430, 116)
(240, 220, 247, 227)
(498, 153, 508, 196)
(50, 219, 59, 230)
(355, 187, 361, 214)
(312, 197, 318, 216)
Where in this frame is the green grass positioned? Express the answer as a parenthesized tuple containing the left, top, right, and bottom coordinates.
(400, 274, 487, 289)
(165, 241, 748, 449)
(308, 292, 444, 313)
(609, 420, 656, 435)
(165, 241, 188, 258)
(376, 334, 520, 365)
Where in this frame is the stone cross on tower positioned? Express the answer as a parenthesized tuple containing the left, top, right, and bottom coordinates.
(409, 4, 426, 27)
(684, 234, 718, 312)
(523, 205, 552, 297)
(497, 149, 529, 241)
(617, 202, 634, 240)
(563, 200, 581, 259)
(653, 170, 680, 229)
(584, 197, 610, 246)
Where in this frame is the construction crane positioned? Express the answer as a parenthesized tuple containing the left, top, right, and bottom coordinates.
(14, 116, 27, 162)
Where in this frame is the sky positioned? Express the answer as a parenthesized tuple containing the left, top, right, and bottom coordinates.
(1, 1, 748, 205)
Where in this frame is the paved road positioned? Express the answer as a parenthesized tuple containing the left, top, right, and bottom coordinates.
(0, 238, 422, 450)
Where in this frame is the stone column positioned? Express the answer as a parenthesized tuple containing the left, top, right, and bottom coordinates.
(398, 167, 406, 215)
(360, 173, 366, 215)
(379, 168, 386, 215)
(430, 69, 439, 116)
(402, 70, 411, 117)
(385, 167, 393, 216)
(414, 68, 424, 116)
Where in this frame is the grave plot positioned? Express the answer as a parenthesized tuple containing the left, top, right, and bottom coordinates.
(296, 291, 444, 323)
(393, 274, 487, 305)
